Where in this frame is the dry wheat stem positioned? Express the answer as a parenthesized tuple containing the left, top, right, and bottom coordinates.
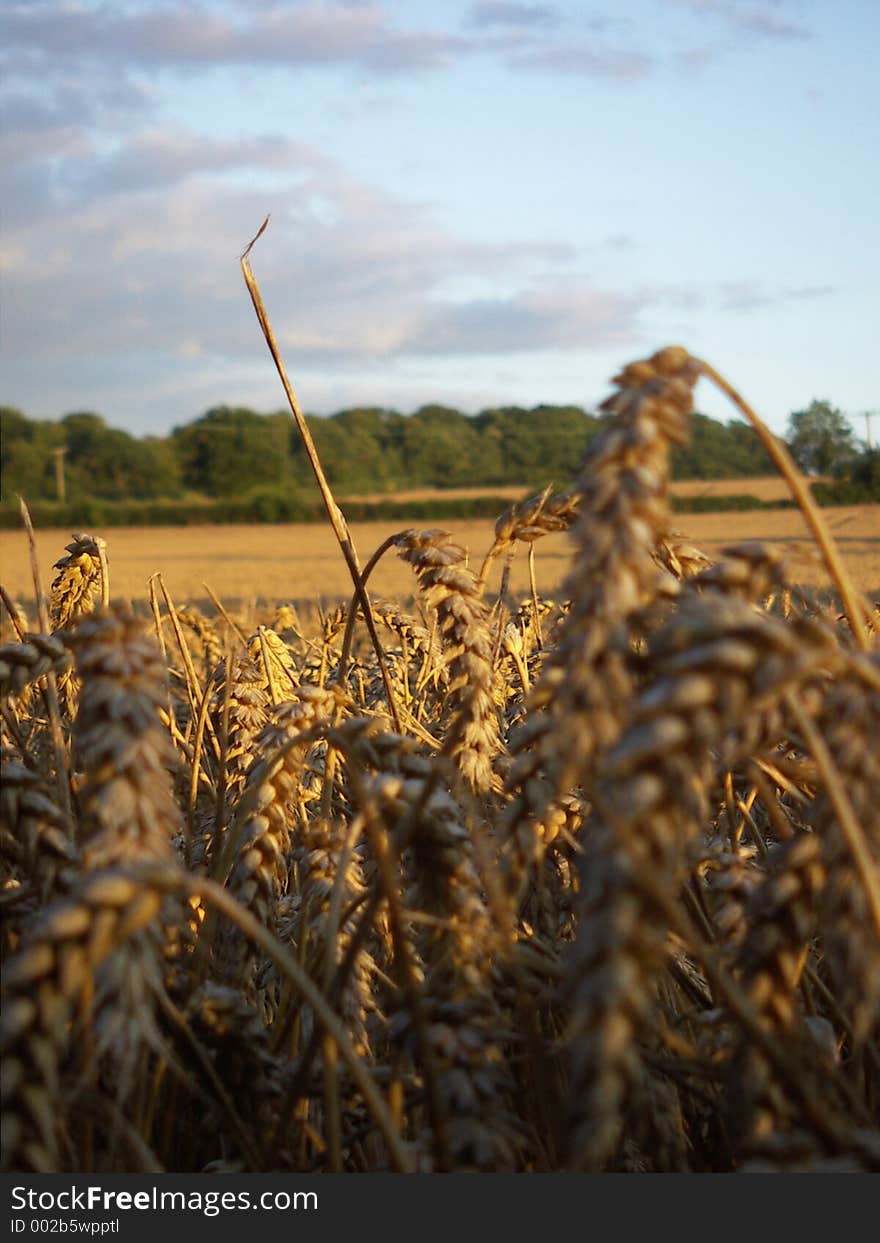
(784, 692, 880, 940)
(191, 874, 414, 1172)
(240, 221, 402, 731)
(696, 358, 872, 650)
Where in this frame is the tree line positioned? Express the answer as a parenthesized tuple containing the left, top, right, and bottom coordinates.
(1, 398, 874, 507)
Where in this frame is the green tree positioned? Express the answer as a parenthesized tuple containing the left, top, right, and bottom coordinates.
(1, 406, 66, 502)
(473, 405, 597, 487)
(786, 401, 858, 476)
(400, 406, 484, 487)
(319, 408, 403, 491)
(172, 407, 292, 497)
(671, 413, 774, 478)
(60, 412, 182, 499)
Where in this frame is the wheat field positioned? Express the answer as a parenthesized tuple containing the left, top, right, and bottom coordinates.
(2, 347, 879, 1174)
(1, 504, 877, 621)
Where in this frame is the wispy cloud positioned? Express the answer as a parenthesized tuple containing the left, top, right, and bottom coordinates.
(509, 41, 653, 79)
(0, 1, 466, 76)
(718, 281, 835, 311)
(1, 1, 659, 90)
(668, 1, 811, 41)
(467, 3, 562, 29)
(403, 285, 641, 355)
(4, 117, 617, 380)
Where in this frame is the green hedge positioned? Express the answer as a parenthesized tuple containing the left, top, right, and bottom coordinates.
(670, 494, 795, 514)
(4, 484, 872, 532)
(810, 480, 880, 505)
(0, 493, 514, 530)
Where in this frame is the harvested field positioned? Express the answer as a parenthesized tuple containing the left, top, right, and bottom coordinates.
(1, 504, 877, 620)
(344, 475, 813, 506)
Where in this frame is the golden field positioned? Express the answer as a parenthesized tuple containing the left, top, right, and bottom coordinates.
(1, 500, 877, 620)
(4, 350, 880, 1174)
(346, 475, 810, 505)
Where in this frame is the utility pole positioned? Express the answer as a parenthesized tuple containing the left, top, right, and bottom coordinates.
(51, 447, 67, 502)
(864, 410, 876, 451)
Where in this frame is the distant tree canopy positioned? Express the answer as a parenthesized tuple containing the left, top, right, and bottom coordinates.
(5, 395, 869, 508)
(61, 412, 182, 500)
(1, 406, 181, 503)
(671, 413, 775, 479)
(786, 400, 859, 476)
(171, 407, 291, 496)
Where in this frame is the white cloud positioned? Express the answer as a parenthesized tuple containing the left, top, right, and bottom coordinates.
(3, 117, 631, 380)
(403, 286, 640, 354)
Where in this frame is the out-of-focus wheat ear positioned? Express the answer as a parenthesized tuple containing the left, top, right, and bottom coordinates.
(735, 833, 826, 1030)
(393, 529, 502, 795)
(177, 607, 224, 679)
(0, 633, 74, 804)
(693, 541, 791, 604)
(726, 832, 828, 1151)
(564, 818, 665, 1170)
(16, 503, 73, 823)
(623, 1063, 692, 1172)
(0, 867, 170, 1171)
(0, 749, 77, 906)
(0, 634, 73, 702)
(653, 531, 714, 583)
(518, 791, 585, 942)
(564, 591, 842, 1170)
(66, 605, 182, 1119)
(503, 347, 699, 893)
(0, 587, 30, 642)
(363, 753, 519, 1169)
(272, 602, 303, 640)
(282, 815, 376, 1060)
(695, 829, 765, 954)
(70, 604, 179, 867)
(214, 685, 347, 990)
(808, 671, 880, 1042)
(175, 981, 282, 1164)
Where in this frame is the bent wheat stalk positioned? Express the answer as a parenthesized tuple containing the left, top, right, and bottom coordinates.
(240, 220, 401, 732)
(696, 358, 872, 650)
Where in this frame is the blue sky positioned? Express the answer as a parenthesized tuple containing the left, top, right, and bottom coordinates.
(2, 0, 878, 439)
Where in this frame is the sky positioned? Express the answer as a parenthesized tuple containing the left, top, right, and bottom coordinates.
(2, 0, 878, 440)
